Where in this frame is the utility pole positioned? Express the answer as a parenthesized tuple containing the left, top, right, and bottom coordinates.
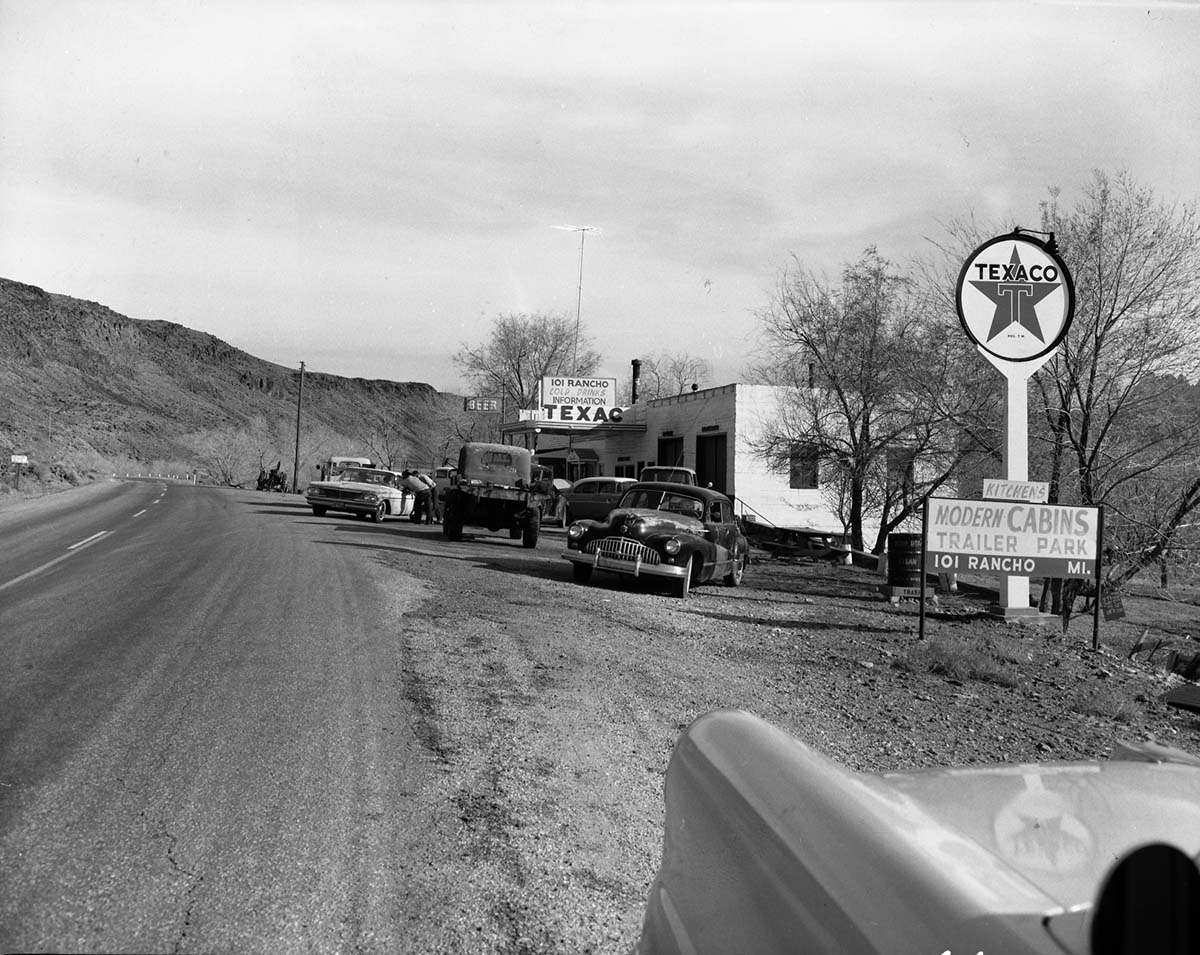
(553, 224, 599, 479)
(292, 361, 305, 493)
(555, 225, 598, 371)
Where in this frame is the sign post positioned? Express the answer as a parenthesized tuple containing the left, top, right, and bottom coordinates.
(11, 453, 28, 491)
(980, 350, 1053, 616)
(955, 230, 1075, 618)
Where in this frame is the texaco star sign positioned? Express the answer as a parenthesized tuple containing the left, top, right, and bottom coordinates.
(955, 232, 1075, 362)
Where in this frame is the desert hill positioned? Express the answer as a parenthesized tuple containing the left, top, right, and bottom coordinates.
(0, 277, 467, 486)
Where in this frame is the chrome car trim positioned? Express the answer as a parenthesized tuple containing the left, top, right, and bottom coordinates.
(562, 551, 687, 579)
(592, 555, 686, 579)
(586, 536, 662, 565)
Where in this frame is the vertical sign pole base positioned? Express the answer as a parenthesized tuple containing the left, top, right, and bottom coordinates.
(980, 350, 1055, 620)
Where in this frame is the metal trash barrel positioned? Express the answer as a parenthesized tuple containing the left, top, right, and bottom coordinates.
(886, 533, 923, 589)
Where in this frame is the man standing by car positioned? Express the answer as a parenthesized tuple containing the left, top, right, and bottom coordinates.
(417, 470, 439, 524)
(401, 470, 431, 523)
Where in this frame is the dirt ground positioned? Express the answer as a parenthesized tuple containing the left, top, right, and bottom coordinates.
(6, 481, 1198, 954)
(357, 518, 1200, 954)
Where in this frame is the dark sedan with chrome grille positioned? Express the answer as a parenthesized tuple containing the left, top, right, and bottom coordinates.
(562, 482, 748, 598)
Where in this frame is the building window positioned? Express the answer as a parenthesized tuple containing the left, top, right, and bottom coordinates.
(657, 436, 684, 468)
(789, 443, 819, 489)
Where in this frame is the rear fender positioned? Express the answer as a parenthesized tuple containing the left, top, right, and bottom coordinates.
(639, 710, 1055, 955)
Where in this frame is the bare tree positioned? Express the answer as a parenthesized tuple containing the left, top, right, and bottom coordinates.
(1034, 172, 1200, 588)
(295, 425, 367, 488)
(362, 412, 406, 471)
(453, 312, 602, 412)
(635, 352, 712, 401)
(244, 414, 295, 475)
(751, 248, 986, 551)
(432, 407, 494, 462)
(187, 426, 260, 486)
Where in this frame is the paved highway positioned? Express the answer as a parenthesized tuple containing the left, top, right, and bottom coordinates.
(0, 481, 433, 952)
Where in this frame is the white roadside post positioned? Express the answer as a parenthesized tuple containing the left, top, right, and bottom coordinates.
(955, 230, 1075, 619)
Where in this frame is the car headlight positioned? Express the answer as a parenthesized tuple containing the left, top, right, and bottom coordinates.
(663, 537, 681, 555)
(567, 523, 586, 540)
(362, 492, 380, 502)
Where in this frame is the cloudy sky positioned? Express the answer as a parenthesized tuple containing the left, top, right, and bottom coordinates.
(2, 0, 1198, 393)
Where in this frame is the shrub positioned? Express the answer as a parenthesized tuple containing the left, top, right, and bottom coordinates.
(1070, 685, 1135, 723)
(52, 463, 82, 486)
(896, 633, 1019, 688)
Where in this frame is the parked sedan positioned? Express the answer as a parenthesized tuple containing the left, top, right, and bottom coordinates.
(303, 467, 413, 522)
(560, 476, 638, 524)
(562, 482, 748, 597)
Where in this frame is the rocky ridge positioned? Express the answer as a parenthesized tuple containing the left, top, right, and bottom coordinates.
(0, 276, 464, 470)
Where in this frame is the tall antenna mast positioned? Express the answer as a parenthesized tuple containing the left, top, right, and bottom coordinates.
(553, 224, 600, 372)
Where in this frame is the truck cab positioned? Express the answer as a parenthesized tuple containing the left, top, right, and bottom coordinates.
(441, 442, 553, 547)
(319, 456, 374, 481)
(638, 465, 698, 485)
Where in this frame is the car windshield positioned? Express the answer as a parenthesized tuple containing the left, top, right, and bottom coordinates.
(341, 469, 391, 485)
(618, 488, 704, 519)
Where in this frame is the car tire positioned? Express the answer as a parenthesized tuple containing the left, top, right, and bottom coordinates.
(672, 558, 695, 598)
(371, 502, 386, 523)
(724, 549, 746, 587)
(509, 528, 522, 539)
(443, 498, 463, 541)
(311, 506, 326, 517)
(571, 562, 592, 584)
(521, 509, 540, 548)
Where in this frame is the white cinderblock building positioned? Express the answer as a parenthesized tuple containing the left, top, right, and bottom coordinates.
(521, 383, 846, 533)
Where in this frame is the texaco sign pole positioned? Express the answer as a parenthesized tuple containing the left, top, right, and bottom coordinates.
(955, 230, 1075, 618)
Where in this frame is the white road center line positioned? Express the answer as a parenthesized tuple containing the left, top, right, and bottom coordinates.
(69, 531, 109, 549)
(0, 532, 111, 594)
(133, 509, 147, 517)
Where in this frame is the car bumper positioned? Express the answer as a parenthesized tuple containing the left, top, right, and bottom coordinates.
(306, 494, 379, 515)
(562, 551, 688, 580)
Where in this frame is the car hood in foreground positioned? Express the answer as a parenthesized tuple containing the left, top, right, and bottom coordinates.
(641, 709, 1200, 955)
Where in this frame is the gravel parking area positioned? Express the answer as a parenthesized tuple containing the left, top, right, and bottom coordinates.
(363, 530, 1200, 954)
